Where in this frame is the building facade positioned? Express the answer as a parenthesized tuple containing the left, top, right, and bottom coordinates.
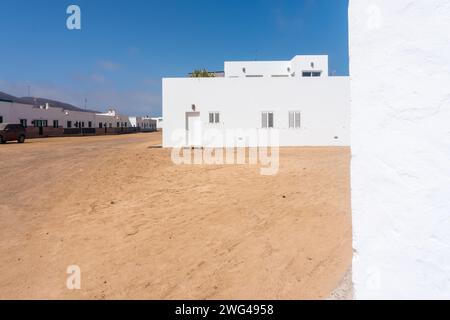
(129, 116, 157, 131)
(151, 117, 163, 130)
(0, 93, 157, 135)
(162, 55, 350, 148)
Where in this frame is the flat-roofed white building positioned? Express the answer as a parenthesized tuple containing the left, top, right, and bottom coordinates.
(0, 93, 101, 129)
(0, 92, 152, 134)
(129, 116, 157, 131)
(151, 117, 163, 130)
(162, 55, 349, 148)
(96, 109, 132, 129)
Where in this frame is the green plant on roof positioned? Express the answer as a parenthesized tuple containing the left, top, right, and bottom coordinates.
(190, 69, 216, 78)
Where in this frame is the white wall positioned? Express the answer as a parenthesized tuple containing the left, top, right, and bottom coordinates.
(225, 61, 292, 78)
(151, 117, 163, 129)
(350, 0, 450, 299)
(291, 55, 329, 78)
(162, 76, 350, 148)
(224, 55, 329, 78)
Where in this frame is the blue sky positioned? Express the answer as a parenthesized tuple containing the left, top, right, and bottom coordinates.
(0, 0, 349, 116)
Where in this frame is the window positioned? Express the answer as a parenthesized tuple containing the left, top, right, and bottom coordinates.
(20, 119, 27, 128)
(289, 112, 301, 129)
(209, 112, 220, 124)
(53, 120, 59, 128)
(32, 120, 48, 127)
(88, 121, 92, 128)
(81, 122, 85, 128)
(67, 121, 72, 128)
(262, 112, 274, 129)
(99, 122, 103, 129)
(117, 122, 120, 128)
(302, 71, 322, 77)
(0, 116, 3, 123)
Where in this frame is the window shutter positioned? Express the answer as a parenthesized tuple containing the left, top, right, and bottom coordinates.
(268, 113, 274, 128)
(262, 112, 268, 128)
(295, 112, 301, 128)
(289, 112, 294, 128)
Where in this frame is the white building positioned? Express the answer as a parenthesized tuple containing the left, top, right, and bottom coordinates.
(162, 55, 350, 148)
(151, 117, 163, 130)
(0, 92, 154, 132)
(96, 109, 132, 129)
(0, 96, 99, 129)
(129, 116, 157, 131)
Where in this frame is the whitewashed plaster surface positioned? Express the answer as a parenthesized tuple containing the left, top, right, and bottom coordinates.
(349, 0, 450, 299)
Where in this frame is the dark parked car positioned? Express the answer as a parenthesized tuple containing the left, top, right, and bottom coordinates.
(0, 123, 26, 144)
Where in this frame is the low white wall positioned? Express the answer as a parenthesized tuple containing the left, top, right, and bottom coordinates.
(350, 0, 450, 299)
(225, 61, 292, 78)
(224, 55, 329, 78)
(163, 77, 350, 147)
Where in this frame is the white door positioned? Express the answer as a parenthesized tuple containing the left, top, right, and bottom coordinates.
(187, 113, 202, 146)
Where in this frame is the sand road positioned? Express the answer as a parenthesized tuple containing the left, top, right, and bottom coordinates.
(0, 132, 351, 299)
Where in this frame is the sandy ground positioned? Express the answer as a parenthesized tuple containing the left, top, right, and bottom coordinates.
(0, 132, 351, 300)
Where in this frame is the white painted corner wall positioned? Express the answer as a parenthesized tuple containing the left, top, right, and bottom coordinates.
(349, 0, 450, 299)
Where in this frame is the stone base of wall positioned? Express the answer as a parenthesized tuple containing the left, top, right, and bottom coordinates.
(25, 127, 64, 138)
(24, 127, 149, 139)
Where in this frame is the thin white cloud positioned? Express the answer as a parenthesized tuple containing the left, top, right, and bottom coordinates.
(90, 73, 106, 84)
(98, 60, 121, 71)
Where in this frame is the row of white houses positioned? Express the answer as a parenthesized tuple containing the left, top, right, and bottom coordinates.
(0, 92, 158, 132)
(162, 55, 350, 147)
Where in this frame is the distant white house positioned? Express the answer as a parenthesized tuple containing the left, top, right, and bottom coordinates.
(151, 117, 163, 130)
(129, 116, 157, 131)
(0, 92, 149, 130)
(96, 109, 133, 129)
(162, 55, 350, 148)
